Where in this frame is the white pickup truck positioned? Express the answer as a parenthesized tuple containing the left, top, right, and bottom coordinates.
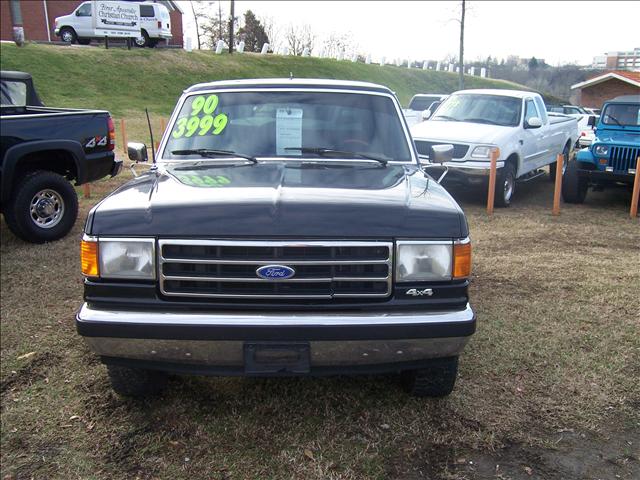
(402, 94, 448, 127)
(410, 89, 578, 206)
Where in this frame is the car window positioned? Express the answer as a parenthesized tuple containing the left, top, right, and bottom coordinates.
(524, 99, 539, 125)
(433, 94, 522, 127)
(164, 91, 412, 162)
(0, 80, 27, 107)
(601, 103, 640, 126)
(408, 96, 441, 111)
(140, 5, 155, 17)
(76, 3, 91, 16)
(533, 97, 548, 123)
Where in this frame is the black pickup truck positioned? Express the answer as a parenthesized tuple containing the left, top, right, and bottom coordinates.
(77, 79, 475, 398)
(1, 71, 122, 243)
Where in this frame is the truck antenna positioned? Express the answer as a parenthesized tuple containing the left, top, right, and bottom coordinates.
(145, 108, 156, 165)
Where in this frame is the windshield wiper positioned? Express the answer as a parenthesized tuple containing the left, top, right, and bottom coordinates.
(462, 118, 503, 125)
(432, 115, 460, 122)
(284, 147, 388, 166)
(606, 115, 622, 126)
(171, 149, 257, 163)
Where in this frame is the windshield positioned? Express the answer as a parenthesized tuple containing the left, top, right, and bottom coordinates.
(163, 91, 412, 162)
(408, 95, 442, 111)
(0, 80, 27, 107)
(601, 103, 640, 127)
(433, 94, 522, 127)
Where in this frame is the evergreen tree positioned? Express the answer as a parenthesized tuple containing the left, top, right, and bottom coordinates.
(238, 10, 269, 52)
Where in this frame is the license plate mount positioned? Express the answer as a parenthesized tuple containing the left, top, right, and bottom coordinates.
(244, 342, 311, 375)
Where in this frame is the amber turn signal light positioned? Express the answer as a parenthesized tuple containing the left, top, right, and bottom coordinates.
(81, 239, 99, 277)
(453, 242, 471, 279)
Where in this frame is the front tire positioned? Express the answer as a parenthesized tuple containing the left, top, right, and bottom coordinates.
(134, 31, 150, 48)
(562, 157, 588, 204)
(494, 162, 516, 208)
(107, 365, 168, 397)
(402, 356, 459, 397)
(4, 171, 78, 243)
(59, 27, 77, 44)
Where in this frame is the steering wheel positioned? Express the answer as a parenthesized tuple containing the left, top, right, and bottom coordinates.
(342, 138, 369, 149)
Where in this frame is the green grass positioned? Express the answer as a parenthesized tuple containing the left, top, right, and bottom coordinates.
(0, 42, 535, 119)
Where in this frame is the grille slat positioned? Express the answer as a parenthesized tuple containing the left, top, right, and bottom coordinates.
(159, 240, 393, 299)
(610, 146, 639, 172)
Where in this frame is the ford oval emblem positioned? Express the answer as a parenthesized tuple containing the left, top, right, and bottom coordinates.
(256, 265, 296, 280)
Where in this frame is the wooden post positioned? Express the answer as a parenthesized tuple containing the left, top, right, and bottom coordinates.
(631, 156, 640, 218)
(552, 153, 564, 216)
(120, 118, 127, 154)
(486, 148, 499, 215)
(83, 183, 90, 199)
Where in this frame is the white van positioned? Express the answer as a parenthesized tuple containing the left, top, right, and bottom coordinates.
(54, 1, 172, 48)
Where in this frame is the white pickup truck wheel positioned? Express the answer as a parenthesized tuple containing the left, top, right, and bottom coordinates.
(550, 143, 571, 182)
(495, 163, 516, 207)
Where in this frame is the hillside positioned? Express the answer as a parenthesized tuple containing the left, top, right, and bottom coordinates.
(1, 43, 539, 118)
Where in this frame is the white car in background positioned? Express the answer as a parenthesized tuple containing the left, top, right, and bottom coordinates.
(402, 94, 448, 127)
(547, 105, 597, 148)
(54, 1, 172, 48)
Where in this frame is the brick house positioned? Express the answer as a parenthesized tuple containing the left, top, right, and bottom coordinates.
(0, 0, 183, 47)
(571, 71, 640, 109)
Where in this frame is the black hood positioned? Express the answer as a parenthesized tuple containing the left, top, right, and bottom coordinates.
(88, 161, 467, 238)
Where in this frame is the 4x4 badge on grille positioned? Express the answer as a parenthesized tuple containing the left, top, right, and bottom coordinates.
(256, 265, 296, 280)
(405, 288, 434, 297)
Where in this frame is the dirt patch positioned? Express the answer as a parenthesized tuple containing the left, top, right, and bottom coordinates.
(0, 352, 62, 401)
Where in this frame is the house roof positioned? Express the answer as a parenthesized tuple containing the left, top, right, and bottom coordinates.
(571, 71, 640, 90)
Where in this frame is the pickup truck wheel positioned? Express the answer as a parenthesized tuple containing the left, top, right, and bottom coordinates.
(107, 365, 168, 397)
(4, 171, 78, 243)
(550, 144, 571, 182)
(59, 27, 77, 44)
(494, 163, 516, 208)
(562, 158, 588, 204)
(402, 356, 458, 397)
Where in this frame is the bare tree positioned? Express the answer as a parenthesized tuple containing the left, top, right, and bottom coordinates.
(189, 0, 202, 49)
(260, 15, 280, 52)
(322, 31, 355, 59)
(285, 23, 315, 56)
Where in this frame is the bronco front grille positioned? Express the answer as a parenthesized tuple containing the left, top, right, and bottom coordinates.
(158, 240, 393, 299)
(609, 146, 640, 173)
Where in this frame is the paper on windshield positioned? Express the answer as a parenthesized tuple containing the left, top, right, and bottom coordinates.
(276, 108, 303, 155)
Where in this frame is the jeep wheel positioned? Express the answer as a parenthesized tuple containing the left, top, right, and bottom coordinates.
(4, 171, 78, 243)
(402, 356, 459, 398)
(550, 143, 570, 182)
(562, 157, 588, 204)
(59, 27, 77, 44)
(494, 163, 516, 207)
(107, 365, 168, 397)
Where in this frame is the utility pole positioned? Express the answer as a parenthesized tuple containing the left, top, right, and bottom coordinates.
(458, 0, 466, 90)
(228, 0, 235, 54)
(189, 1, 201, 49)
(9, 0, 25, 46)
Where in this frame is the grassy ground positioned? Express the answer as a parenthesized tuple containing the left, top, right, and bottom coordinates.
(1, 42, 538, 118)
(1, 158, 638, 479)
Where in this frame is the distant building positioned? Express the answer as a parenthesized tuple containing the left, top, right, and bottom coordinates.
(592, 48, 640, 71)
(571, 71, 640, 108)
(0, 1, 183, 47)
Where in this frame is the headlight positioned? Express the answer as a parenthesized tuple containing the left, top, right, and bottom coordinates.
(594, 145, 609, 156)
(470, 146, 494, 159)
(396, 241, 452, 281)
(98, 238, 155, 279)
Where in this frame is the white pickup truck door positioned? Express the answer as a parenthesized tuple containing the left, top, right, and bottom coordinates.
(520, 98, 549, 172)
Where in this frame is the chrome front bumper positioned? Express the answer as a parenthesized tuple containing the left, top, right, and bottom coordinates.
(77, 303, 475, 371)
(443, 160, 506, 177)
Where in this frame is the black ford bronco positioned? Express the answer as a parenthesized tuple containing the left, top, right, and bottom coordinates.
(77, 79, 475, 397)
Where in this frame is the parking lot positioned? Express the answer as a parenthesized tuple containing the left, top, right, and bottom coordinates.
(2, 162, 638, 480)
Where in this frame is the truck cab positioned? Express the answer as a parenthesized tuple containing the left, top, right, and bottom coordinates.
(563, 95, 640, 204)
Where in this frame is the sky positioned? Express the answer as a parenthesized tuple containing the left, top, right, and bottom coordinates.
(177, 1, 640, 66)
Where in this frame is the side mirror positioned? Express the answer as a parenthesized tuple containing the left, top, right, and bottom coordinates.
(421, 109, 432, 121)
(429, 144, 454, 164)
(128, 142, 148, 163)
(525, 117, 542, 128)
(587, 115, 596, 127)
